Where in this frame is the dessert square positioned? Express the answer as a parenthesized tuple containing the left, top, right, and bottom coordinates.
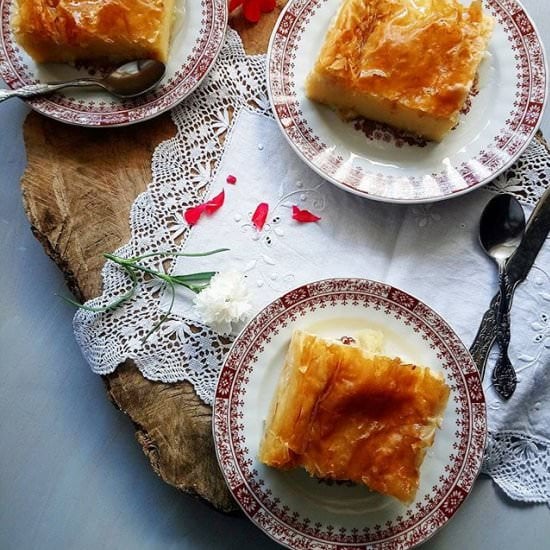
(13, 0, 176, 64)
(259, 329, 450, 503)
(305, 0, 494, 141)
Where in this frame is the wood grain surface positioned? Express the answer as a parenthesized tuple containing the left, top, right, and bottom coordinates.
(20, 10, 283, 514)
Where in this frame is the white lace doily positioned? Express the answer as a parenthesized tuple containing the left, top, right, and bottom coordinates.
(73, 29, 550, 504)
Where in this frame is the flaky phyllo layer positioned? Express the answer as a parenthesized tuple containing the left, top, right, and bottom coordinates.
(13, 0, 175, 63)
(305, 0, 493, 140)
(259, 329, 450, 503)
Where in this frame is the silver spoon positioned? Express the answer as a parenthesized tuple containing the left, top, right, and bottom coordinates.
(479, 193, 526, 399)
(0, 59, 166, 103)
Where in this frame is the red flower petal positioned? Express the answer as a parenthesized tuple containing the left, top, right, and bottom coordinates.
(226, 174, 237, 184)
(229, 0, 243, 12)
(292, 205, 321, 223)
(184, 204, 206, 226)
(252, 202, 269, 231)
(260, 0, 276, 13)
(205, 190, 225, 215)
(184, 190, 225, 225)
(243, 0, 261, 22)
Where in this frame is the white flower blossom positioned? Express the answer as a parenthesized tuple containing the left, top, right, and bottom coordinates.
(193, 271, 252, 335)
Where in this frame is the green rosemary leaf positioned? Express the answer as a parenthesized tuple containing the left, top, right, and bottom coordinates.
(126, 263, 170, 281)
(57, 295, 112, 313)
(142, 280, 175, 342)
(59, 265, 138, 313)
(103, 253, 134, 266)
(133, 248, 229, 262)
(170, 272, 217, 284)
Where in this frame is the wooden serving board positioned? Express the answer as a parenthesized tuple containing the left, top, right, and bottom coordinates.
(20, 10, 284, 514)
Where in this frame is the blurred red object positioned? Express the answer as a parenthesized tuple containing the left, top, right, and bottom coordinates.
(229, 0, 276, 23)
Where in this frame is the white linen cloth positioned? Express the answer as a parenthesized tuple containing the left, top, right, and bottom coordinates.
(74, 30, 550, 504)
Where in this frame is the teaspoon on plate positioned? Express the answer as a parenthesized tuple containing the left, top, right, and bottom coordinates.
(0, 59, 166, 103)
(479, 193, 526, 399)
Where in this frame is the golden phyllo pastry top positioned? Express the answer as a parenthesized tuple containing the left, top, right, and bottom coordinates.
(259, 330, 450, 504)
(316, 0, 493, 118)
(13, 0, 174, 63)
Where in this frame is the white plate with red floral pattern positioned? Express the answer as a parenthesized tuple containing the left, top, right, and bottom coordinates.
(0, 0, 227, 127)
(267, 0, 547, 203)
(213, 278, 487, 550)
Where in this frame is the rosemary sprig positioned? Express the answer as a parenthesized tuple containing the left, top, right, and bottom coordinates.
(142, 279, 176, 343)
(60, 264, 139, 313)
(60, 248, 228, 340)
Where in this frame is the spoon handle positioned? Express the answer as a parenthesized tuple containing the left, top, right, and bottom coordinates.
(0, 79, 102, 103)
(492, 265, 517, 399)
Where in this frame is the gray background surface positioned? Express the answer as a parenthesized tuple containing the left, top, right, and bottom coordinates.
(1, 6, 550, 548)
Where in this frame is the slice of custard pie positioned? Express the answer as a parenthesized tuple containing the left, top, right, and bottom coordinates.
(259, 329, 450, 504)
(13, 0, 175, 64)
(305, 0, 494, 141)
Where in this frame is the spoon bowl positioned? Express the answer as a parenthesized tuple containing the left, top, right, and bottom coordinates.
(479, 193, 526, 399)
(480, 194, 526, 265)
(101, 59, 167, 98)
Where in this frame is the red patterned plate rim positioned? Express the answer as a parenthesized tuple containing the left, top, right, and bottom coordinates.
(0, 0, 227, 127)
(266, 0, 548, 204)
(213, 278, 487, 550)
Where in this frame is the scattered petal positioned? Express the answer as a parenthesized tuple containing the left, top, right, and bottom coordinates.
(229, 0, 243, 12)
(292, 205, 321, 223)
(184, 190, 225, 225)
(243, 0, 261, 22)
(184, 204, 206, 226)
(261, 0, 276, 12)
(230, 0, 275, 20)
(205, 190, 225, 215)
(226, 174, 237, 184)
(252, 202, 269, 230)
